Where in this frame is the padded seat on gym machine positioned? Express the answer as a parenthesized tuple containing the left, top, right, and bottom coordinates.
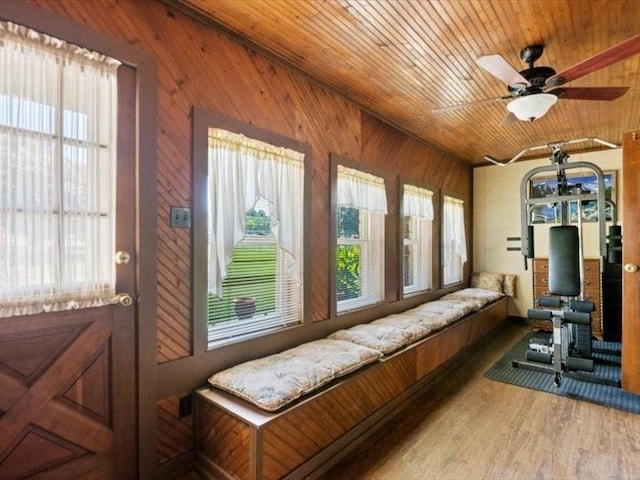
(548, 225, 580, 297)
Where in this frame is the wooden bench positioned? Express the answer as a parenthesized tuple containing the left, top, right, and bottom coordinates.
(195, 296, 508, 480)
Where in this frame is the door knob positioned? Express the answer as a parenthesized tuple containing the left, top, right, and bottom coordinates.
(115, 293, 134, 307)
(624, 263, 639, 273)
(115, 250, 131, 265)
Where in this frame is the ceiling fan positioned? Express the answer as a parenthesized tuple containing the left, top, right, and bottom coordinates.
(434, 34, 640, 123)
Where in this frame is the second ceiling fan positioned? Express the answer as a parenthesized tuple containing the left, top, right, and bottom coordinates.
(434, 34, 640, 124)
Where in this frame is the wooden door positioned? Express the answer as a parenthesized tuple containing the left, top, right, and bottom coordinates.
(0, 67, 137, 478)
(622, 130, 640, 393)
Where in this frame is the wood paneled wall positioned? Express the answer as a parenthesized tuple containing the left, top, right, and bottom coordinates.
(157, 396, 193, 464)
(24, 0, 472, 473)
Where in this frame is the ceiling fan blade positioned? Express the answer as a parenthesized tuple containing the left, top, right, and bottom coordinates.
(476, 54, 531, 86)
(432, 95, 511, 113)
(549, 86, 630, 101)
(500, 112, 519, 126)
(546, 34, 640, 86)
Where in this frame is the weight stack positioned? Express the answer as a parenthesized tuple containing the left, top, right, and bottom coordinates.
(572, 323, 593, 358)
(607, 225, 622, 264)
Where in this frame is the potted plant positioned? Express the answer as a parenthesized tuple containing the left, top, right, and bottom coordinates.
(233, 296, 256, 319)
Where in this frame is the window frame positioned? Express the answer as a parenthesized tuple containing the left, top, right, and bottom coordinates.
(399, 181, 435, 298)
(192, 109, 311, 351)
(329, 154, 388, 318)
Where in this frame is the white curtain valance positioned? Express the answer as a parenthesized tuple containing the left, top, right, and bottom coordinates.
(208, 128, 305, 297)
(444, 195, 465, 206)
(0, 21, 121, 68)
(403, 184, 434, 219)
(337, 164, 387, 214)
(208, 129, 304, 165)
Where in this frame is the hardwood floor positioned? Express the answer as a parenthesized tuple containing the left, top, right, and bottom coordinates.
(318, 321, 640, 480)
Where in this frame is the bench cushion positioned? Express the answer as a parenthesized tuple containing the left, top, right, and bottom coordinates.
(409, 299, 476, 317)
(208, 339, 382, 412)
(371, 313, 434, 341)
(471, 272, 504, 293)
(328, 322, 415, 354)
(441, 288, 503, 309)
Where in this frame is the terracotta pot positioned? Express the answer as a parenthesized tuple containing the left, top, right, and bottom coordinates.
(233, 297, 256, 319)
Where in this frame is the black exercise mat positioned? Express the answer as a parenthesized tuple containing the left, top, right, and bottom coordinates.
(485, 330, 640, 415)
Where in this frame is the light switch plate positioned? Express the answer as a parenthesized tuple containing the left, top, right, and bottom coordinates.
(170, 206, 191, 228)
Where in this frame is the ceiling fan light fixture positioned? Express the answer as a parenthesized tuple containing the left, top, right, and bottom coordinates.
(507, 93, 558, 121)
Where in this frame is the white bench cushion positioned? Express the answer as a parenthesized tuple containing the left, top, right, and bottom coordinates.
(371, 313, 434, 341)
(409, 299, 475, 317)
(328, 322, 415, 354)
(441, 288, 503, 308)
(208, 339, 382, 412)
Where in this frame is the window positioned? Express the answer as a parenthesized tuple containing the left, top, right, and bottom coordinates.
(206, 128, 304, 344)
(336, 165, 387, 313)
(0, 21, 119, 317)
(442, 195, 467, 285)
(402, 184, 433, 295)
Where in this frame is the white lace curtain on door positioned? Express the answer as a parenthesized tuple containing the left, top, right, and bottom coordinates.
(0, 21, 120, 317)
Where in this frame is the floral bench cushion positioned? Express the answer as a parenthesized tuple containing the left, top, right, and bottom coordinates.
(208, 339, 382, 412)
(328, 322, 416, 354)
(405, 308, 463, 330)
(208, 288, 504, 412)
(371, 313, 434, 341)
(409, 299, 476, 317)
(441, 287, 504, 308)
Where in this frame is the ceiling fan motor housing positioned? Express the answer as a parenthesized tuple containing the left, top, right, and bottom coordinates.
(507, 45, 556, 96)
(509, 66, 557, 95)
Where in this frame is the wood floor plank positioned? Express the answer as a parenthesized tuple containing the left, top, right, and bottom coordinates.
(319, 322, 640, 480)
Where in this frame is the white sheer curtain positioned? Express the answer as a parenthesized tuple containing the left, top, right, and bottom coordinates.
(403, 184, 433, 219)
(443, 195, 467, 285)
(0, 21, 120, 318)
(208, 128, 304, 297)
(337, 165, 387, 213)
(403, 185, 433, 293)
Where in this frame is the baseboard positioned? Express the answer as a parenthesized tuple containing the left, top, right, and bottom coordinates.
(158, 451, 195, 480)
(508, 315, 529, 324)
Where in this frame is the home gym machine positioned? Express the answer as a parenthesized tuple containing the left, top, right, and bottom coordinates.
(512, 141, 620, 388)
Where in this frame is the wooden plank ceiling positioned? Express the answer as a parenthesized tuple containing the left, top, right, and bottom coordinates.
(173, 0, 640, 166)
